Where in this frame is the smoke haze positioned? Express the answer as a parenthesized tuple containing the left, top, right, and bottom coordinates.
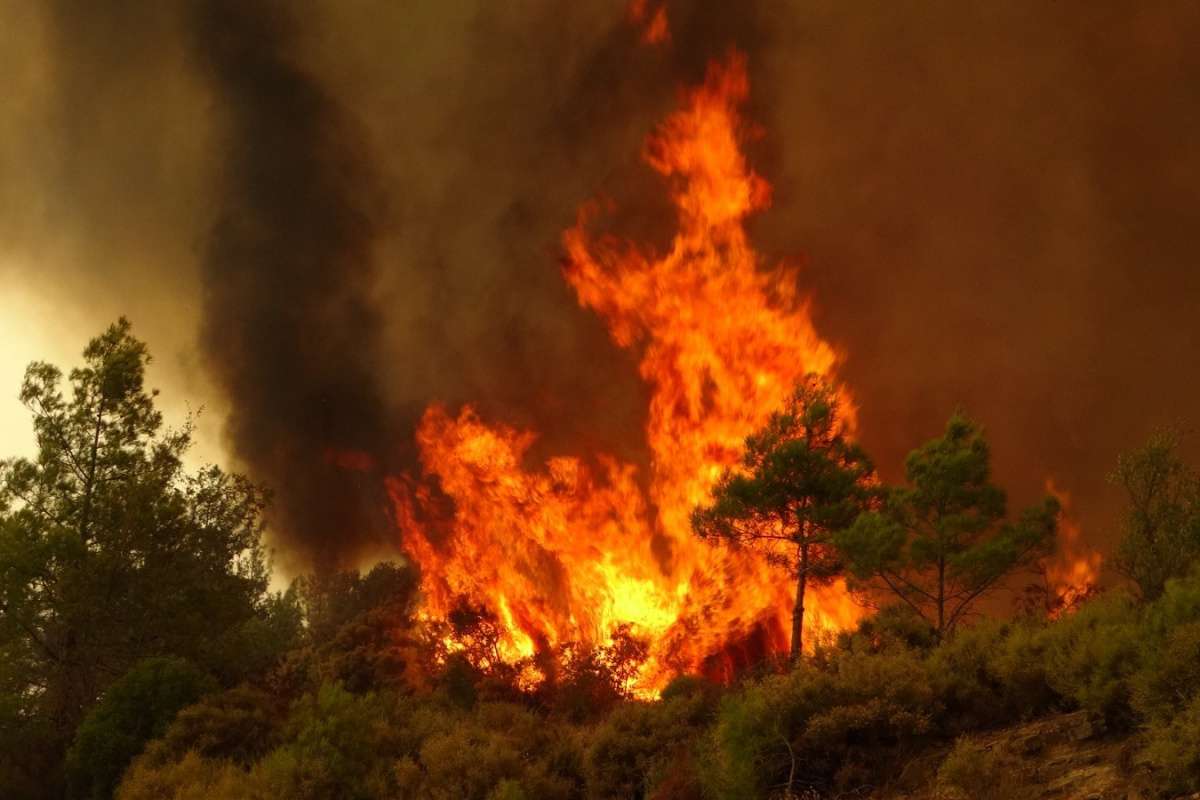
(3, 0, 1198, 570)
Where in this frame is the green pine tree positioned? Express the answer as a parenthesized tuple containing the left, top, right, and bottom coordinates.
(837, 413, 1059, 639)
(692, 375, 876, 663)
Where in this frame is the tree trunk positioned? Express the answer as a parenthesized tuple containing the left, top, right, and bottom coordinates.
(936, 557, 946, 640)
(791, 541, 809, 665)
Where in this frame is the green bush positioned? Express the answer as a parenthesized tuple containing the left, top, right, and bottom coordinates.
(840, 603, 938, 653)
(251, 683, 401, 800)
(1142, 694, 1200, 797)
(1131, 621, 1200, 722)
(1143, 567, 1200, 635)
(66, 657, 217, 800)
(116, 752, 256, 800)
(584, 690, 711, 800)
(925, 620, 1013, 730)
(701, 646, 935, 798)
(936, 737, 1027, 800)
(374, 699, 583, 800)
(143, 684, 282, 767)
(803, 648, 934, 788)
(99, 564, 1200, 800)
(701, 671, 813, 800)
(985, 619, 1058, 719)
(416, 722, 524, 799)
(924, 618, 1060, 731)
(1038, 592, 1143, 728)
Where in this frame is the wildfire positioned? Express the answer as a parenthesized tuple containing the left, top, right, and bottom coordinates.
(388, 52, 862, 692)
(1043, 479, 1103, 613)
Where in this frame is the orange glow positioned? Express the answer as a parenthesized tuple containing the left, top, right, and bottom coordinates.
(387, 53, 861, 692)
(627, 0, 670, 45)
(1044, 478, 1102, 611)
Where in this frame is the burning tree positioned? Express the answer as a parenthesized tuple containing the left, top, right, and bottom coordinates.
(691, 375, 876, 663)
(390, 55, 864, 689)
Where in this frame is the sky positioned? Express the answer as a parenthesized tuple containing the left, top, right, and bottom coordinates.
(2, 0, 1199, 573)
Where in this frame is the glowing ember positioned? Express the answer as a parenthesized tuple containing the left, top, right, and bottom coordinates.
(388, 52, 862, 691)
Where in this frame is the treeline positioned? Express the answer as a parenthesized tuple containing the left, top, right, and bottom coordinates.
(2, 322, 1200, 799)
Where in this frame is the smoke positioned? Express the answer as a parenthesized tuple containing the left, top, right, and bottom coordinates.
(183, 0, 780, 567)
(5, 0, 1200, 569)
(742, 0, 1200, 547)
(187, 1, 404, 567)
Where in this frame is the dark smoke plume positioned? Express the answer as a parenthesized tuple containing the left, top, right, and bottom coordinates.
(187, 1, 400, 567)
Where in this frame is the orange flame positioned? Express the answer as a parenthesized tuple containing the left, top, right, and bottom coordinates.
(627, 0, 670, 45)
(1044, 478, 1103, 602)
(388, 53, 861, 691)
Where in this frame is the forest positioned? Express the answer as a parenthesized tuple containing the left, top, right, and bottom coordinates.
(2, 320, 1199, 800)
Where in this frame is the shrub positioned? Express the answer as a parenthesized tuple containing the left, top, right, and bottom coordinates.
(842, 604, 938, 653)
(1143, 567, 1200, 634)
(936, 737, 1027, 800)
(143, 684, 283, 767)
(385, 700, 583, 800)
(66, 657, 217, 800)
(702, 646, 934, 798)
(701, 671, 814, 800)
(584, 690, 711, 800)
(116, 752, 256, 800)
(1038, 592, 1143, 728)
(251, 683, 402, 800)
(658, 674, 720, 707)
(802, 648, 934, 789)
(1131, 621, 1200, 722)
(550, 625, 649, 723)
(1142, 694, 1200, 796)
(925, 620, 1013, 731)
(985, 619, 1058, 719)
(417, 723, 524, 800)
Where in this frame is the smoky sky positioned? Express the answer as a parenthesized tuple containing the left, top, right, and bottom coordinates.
(2, 0, 1199, 571)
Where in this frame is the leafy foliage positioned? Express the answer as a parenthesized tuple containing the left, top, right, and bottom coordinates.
(693, 375, 875, 661)
(65, 657, 217, 800)
(142, 684, 283, 767)
(936, 736, 1029, 800)
(1141, 694, 1200, 796)
(0, 320, 283, 798)
(115, 751, 254, 800)
(1109, 428, 1200, 600)
(584, 689, 714, 799)
(838, 413, 1059, 638)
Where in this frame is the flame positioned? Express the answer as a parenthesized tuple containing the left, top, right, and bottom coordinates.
(387, 53, 861, 691)
(1044, 478, 1103, 600)
(627, 0, 670, 45)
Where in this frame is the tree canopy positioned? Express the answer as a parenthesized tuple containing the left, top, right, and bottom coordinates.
(836, 413, 1059, 638)
(1109, 428, 1200, 601)
(8, 322, 1200, 800)
(692, 375, 876, 662)
(0, 319, 282, 797)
